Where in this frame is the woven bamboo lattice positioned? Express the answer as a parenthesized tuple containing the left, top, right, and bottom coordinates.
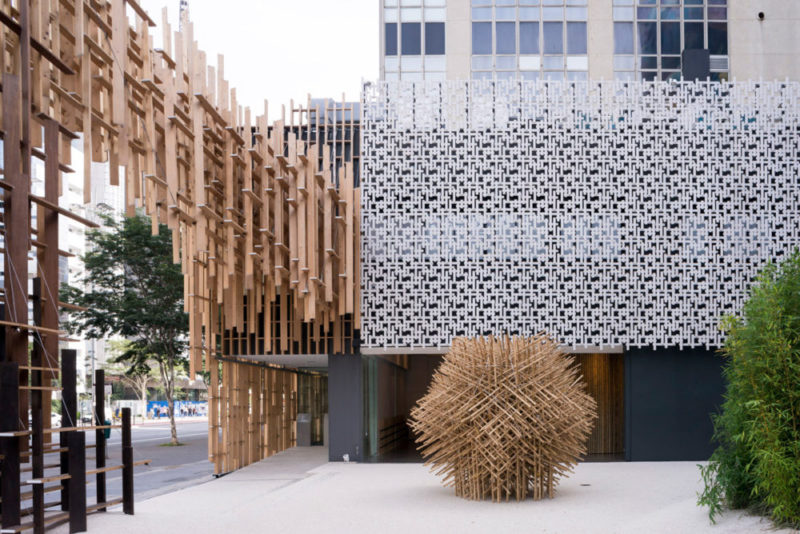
(409, 334, 597, 502)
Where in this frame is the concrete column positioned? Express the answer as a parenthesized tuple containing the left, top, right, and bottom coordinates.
(446, 0, 471, 79)
(588, 0, 614, 80)
(728, 0, 800, 81)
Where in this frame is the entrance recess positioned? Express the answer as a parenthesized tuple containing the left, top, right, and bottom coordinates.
(573, 353, 625, 459)
(363, 354, 442, 462)
(363, 352, 624, 462)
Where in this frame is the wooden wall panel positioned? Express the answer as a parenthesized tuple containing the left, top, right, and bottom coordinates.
(573, 353, 625, 456)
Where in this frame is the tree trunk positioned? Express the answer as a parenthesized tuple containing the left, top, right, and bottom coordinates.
(167, 394, 177, 445)
(140, 380, 148, 423)
(159, 360, 179, 445)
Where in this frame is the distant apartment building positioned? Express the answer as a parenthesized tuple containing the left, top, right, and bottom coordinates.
(57, 142, 125, 394)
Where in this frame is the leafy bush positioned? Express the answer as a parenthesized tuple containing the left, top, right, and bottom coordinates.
(698, 249, 800, 526)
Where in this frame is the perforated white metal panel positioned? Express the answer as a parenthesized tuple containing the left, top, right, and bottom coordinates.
(360, 80, 800, 350)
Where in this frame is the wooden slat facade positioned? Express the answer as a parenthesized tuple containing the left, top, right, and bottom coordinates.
(573, 353, 625, 456)
(0, 0, 358, 477)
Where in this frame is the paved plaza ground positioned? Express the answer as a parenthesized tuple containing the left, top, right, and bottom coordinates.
(66, 447, 793, 534)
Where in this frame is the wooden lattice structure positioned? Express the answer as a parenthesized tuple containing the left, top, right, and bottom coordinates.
(0, 0, 358, 511)
(409, 335, 597, 502)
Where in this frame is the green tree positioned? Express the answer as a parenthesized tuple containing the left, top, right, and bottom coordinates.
(104, 340, 161, 420)
(61, 214, 188, 445)
(698, 249, 800, 527)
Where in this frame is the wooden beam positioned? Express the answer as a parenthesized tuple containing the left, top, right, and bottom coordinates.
(29, 195, 99, 228)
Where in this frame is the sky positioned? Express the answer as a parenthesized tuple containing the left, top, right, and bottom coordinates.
(137, 0, 378, 113)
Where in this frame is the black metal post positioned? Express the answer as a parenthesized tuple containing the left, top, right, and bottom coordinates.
(67, 431, 86, 533)
(0, 362, 20, 529)
(121, 408, 133, 515)
(0, 304, 6, 360)
(94, 369, 106, 510)
(31, 278, 44, 534)
(60, 349, 77, 512)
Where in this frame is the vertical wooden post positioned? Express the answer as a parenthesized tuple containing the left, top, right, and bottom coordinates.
(0, 362, 21, 528)
(2, 73, 29, 430)
(40, 118, 61, 446)
(60, 349, 77, 511)
(67, 432, 86, 533)
(94, 369, 106, 510)
(121, 408, 134, 515)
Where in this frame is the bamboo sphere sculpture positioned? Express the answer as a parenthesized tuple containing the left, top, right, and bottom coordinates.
(409, 334, 597, 502)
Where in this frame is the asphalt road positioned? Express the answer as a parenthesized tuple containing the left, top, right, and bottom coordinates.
(86, 420, 213, 502)
(30, 419, 213, 512)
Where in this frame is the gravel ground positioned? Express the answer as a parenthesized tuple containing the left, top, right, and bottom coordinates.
(76, 447, 795, 534)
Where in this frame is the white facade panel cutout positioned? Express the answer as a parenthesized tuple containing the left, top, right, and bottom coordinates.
(360, 80, 800, 350)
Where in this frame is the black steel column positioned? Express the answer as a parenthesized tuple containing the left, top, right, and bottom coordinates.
(94, 369, 106, 510)
(0, 304, 6, 361)
(67, 431, 86, 533)
(121, 408, 133, 515)
(31, 279, 44, 534)
(327, 353, 364, 462)
(0, 362, 21, 528)
(60, 349, 77, 511)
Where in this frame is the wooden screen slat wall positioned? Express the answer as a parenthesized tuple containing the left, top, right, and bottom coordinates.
(212, 360, 299, 474)
(573, 353, 625, 456)
(0, 0, 360, 475)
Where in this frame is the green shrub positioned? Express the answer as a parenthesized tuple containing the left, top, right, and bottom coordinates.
(698, 249, 800, 526)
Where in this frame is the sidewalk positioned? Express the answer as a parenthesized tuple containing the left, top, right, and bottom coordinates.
(131, 416, 208, 427)
(77, 448, 792, 534)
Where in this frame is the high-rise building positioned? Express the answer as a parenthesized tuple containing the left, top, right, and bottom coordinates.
(380, 1, 800, 82)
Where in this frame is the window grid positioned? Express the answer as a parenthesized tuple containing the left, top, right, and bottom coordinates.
(471, 1, 588, 82)
(613, 0, 728, 82)
(384, 0, 446, 81)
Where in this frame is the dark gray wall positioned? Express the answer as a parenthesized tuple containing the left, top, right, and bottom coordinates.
(625, 347, 725, 461)
(328, 354, 363, 462)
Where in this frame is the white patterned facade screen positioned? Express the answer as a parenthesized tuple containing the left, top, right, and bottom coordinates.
(360, 80, 800, 350)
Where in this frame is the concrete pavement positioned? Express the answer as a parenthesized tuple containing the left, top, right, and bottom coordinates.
(73, 447, 793, 534)
(32, 419, 212, 531)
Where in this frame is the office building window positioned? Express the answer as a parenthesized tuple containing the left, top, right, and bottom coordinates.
(472, 22, 492, 54)
(613, 0, 728, 81)
(470, 0, 588, 81)
(566, 22, 586, 55)
(402, 22, 421, 55)
(614, 22, 634, 54)
(385, 23, 398, 56)
(496, 22, 516, 54)
(708, 21, 727, 55)
(543, 22, 563, 54)
(425, 22, 445, 55)
(384, 0, 446, 80)
(684, 22, 703, 50)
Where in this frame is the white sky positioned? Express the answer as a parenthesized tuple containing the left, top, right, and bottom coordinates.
(137, 0, 379, 112)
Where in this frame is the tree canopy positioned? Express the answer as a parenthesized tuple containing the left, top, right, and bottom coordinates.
(62, 213, 188, 444)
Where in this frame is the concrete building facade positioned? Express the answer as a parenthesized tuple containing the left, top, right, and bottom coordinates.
(380, 0, 800, 82)
(323, 0, 800, 467)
